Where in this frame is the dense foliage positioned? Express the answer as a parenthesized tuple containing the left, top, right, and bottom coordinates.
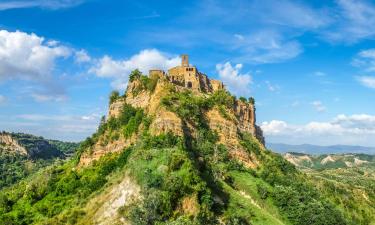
(0, 133, 78, 190)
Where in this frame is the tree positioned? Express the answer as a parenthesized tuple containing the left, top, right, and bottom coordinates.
(129, 69, 142, 82)
(109, 91, 120, 104)
(239, 97, 247, 103)
(248, 97, 255, 105)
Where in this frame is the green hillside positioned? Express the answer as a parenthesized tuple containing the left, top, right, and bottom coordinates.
(0, 132, 78, 189)
(0, 72, 373, 225)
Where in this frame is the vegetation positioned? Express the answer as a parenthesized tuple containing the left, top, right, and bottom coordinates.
(0, 133, 78, 190)
(284, 152, 375, 224)
(109, 90, 120, 104)
(0, 79, 372, 224)
(129, 69, 159, 95)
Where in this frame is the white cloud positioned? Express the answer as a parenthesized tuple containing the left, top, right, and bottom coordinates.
(261, 120, 289, 135)
(357, 76, 375, 89)
(311, 101, 326, 112)
(31, 93, 67, 102)
(0, 30, 71, 81)
(216, 62, 252, 96)
(323, 0, 375, 43)
(234, 30, 303, 64)
(89, 49, 180, 90)
(261, 114, 375, 146)
(9, 112, 102, 141)
(0, 0, 85, 10)
(352, 49, 375, 71)
(75, 49, 91, 63)
(255, 0, 331, 29)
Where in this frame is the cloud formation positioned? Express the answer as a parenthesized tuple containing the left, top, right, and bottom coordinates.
(239, 31, 302, 64)
(5, 112, 102, 141)
(0, 30, 71, 81)
(89, 49, 180, 90)
(0, 0, 85, 10)
(356, 76, 375, 89)
(216, 62, 252, 96)
(261, 114, 375, 146)
(325, 0, 375, 42)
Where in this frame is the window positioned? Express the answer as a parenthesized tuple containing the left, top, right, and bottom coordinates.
(187, 82, 192, 88)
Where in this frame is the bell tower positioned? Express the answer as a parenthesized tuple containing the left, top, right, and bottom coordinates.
(181, 54, 189, 67)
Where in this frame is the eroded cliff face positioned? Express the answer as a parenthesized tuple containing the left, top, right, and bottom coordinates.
(81, 76, 265, 167)
(0, 132, 63, 159)
(0, 133, 28, 155)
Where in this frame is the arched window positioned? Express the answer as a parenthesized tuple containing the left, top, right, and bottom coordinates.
(187, 82, 193, 88)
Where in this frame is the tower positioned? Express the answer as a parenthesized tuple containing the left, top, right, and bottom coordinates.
(181, 54, 189, 67)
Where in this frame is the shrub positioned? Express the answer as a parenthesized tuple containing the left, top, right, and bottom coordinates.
(129, 69, 142, 82)
(109, 91, 120, 104)
(239, 97, 247, 103)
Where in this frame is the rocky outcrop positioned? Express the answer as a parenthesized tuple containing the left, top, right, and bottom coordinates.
(0, 133, 27, 155)
(0, 132, 63, 159)
(82, 61, 265, 166)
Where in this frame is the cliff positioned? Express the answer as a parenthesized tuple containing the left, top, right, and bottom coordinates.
(0, 132, 64, 159)
(80, 58, 265, 167)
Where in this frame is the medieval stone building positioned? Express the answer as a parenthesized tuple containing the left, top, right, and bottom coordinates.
(150, 55, 224, 93)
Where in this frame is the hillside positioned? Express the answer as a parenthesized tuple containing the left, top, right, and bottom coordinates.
(0, 60, 373, 225)
(0, 131, 78, 189)
(268, 143, 375, 155)
(283, 152, 375, 170)
(283, 152, 375, 224)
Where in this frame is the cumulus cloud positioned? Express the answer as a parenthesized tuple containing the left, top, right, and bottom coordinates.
(0, 29, 73, 101)
(89, 49, 180, 90)
(216, 62, 252, 96)
(0, 30, 71, 81)
(74, 49, 91, 63)
(311, 101, 326, 112)
(356, 76, 375, 89)
(261, 120, 289, 135)
(0, 0, 85, 10)
(261, 114, 375, 146)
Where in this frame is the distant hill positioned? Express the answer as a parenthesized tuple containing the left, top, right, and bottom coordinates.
(283, 152, 375, 170)
(267, 143, 375, 155)
(0, 131, 79, 189)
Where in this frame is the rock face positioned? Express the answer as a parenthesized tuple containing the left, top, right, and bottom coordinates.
(0, 132, 28, 155)
(81, 55, 265, 166)
(0, 132, 63, 159)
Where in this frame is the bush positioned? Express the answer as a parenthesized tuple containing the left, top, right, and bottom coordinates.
(109, 90, 120, 104)
(129, 69, 142, 82)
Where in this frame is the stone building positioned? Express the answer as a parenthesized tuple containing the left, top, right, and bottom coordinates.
(149, 55, 224, 93)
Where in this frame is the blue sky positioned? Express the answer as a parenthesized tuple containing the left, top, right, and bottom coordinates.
(0, 0, 375, 146)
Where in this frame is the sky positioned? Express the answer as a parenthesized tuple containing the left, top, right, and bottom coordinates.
(0, 0, 374, 147)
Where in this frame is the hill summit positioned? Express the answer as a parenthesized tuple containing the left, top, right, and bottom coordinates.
(80, 55, 264, 166)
